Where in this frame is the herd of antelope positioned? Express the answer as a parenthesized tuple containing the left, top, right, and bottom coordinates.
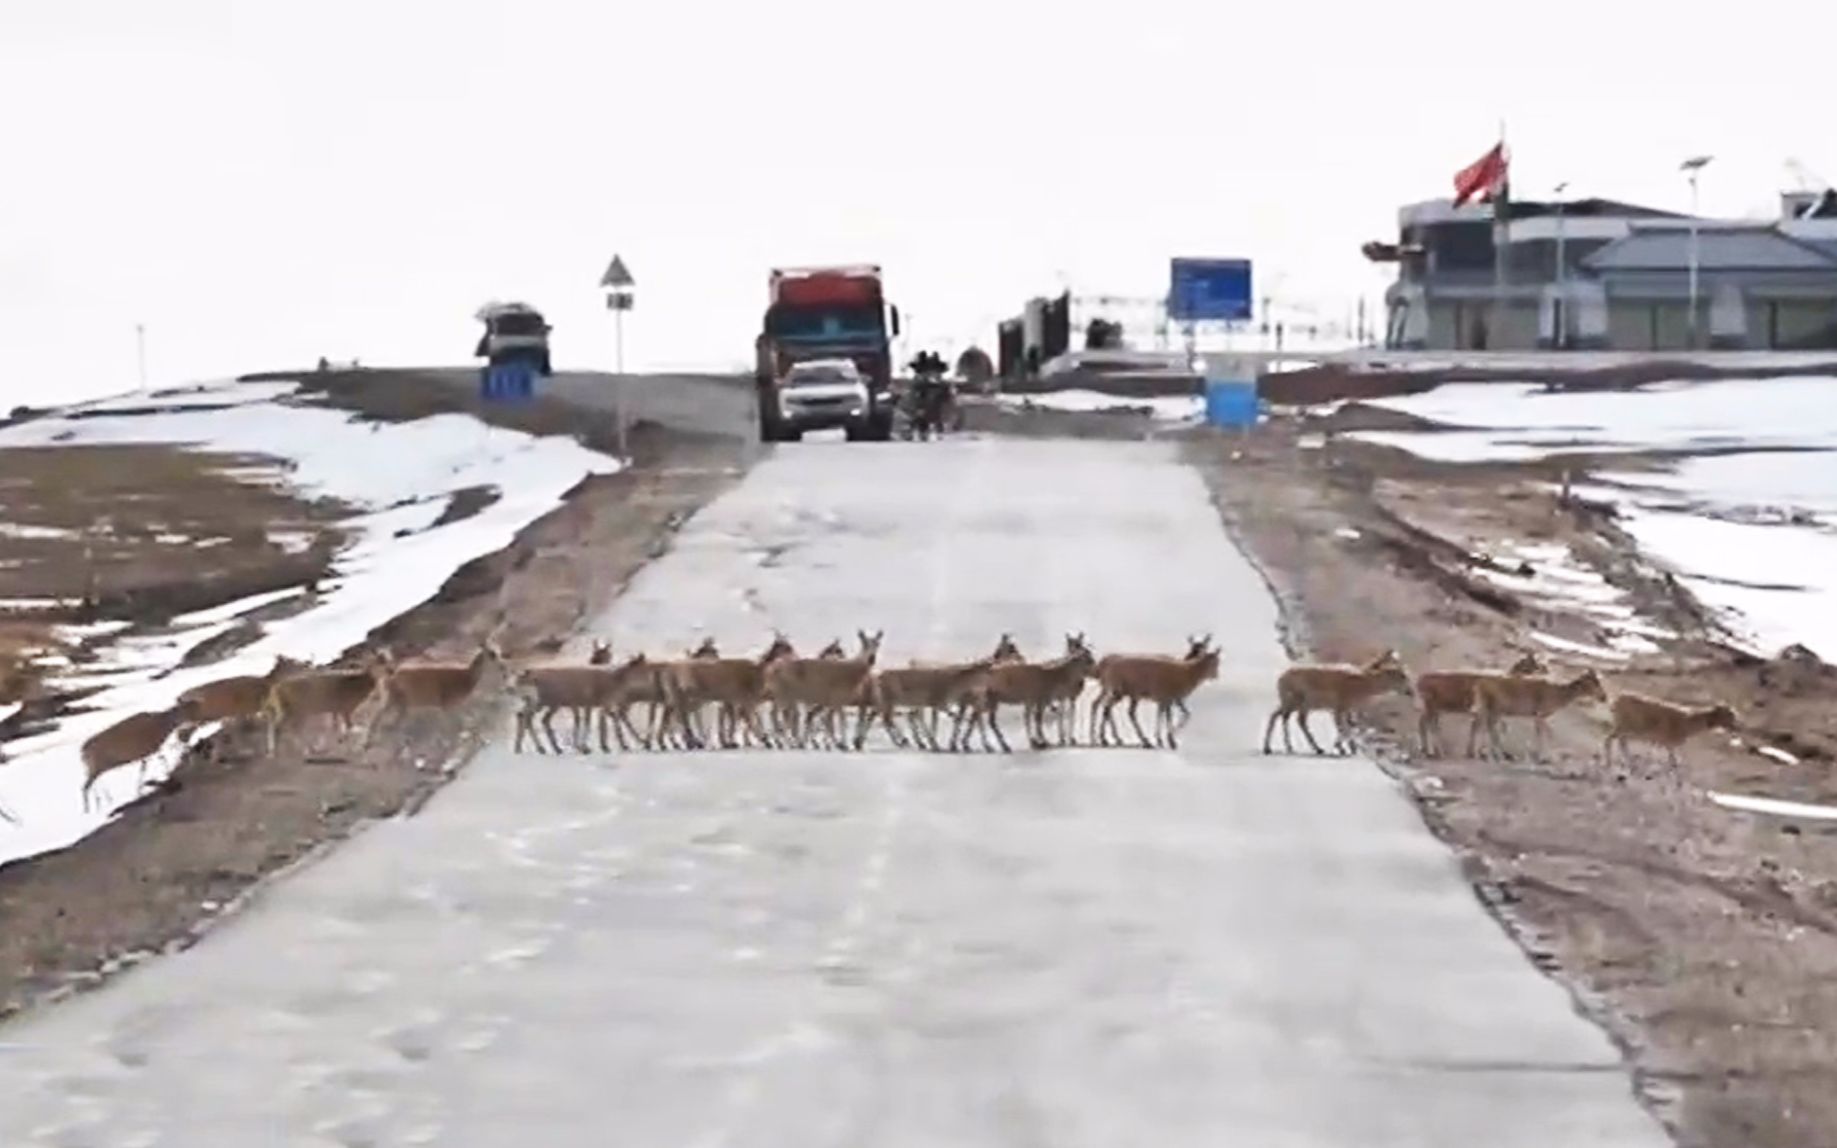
(510, 630, 1222, 757)
(70, 629, 1224, 806)
(1265, 647, 1739, 774)
(70, 618, 1737, 815)
(75, 641, 508, 810)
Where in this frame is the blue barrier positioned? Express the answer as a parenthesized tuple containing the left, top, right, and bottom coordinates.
(1204, 377, 1259, 429)
(481, 359, 536, 403)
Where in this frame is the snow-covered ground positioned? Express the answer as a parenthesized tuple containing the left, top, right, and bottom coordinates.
(994, 388, 1202, 422)
(1466, 540, 1673, 662)
(1346, 377, 1837, 661)
(0, 378, 619, 863)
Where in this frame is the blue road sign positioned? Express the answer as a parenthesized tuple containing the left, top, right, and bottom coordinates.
(480, 359, 536, 403)
(1168, 258, 1254, 323)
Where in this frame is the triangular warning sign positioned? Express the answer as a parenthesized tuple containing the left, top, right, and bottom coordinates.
(600, 255, 635, 288)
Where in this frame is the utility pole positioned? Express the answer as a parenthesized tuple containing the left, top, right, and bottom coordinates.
(1552, 181, 1569, 349)
(600, 253, 636, 461)
(1680, 155, 1713, 350)
(136, 323, 148, 393)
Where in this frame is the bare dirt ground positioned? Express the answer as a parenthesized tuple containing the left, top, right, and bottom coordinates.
(0, 379, 745, 1019)
(955, 395, 1174, 441)
(984, 397, 1837, 1148)
(0, 444, 349, 714)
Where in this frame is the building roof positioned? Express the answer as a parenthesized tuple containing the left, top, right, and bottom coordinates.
(1582, 227, 1837, 273)
(1508, 197, 1686, 221)
(1400, 196, 1686, 226)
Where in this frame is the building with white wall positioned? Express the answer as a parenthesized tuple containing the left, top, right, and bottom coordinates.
(1366, 192, 1837, 351)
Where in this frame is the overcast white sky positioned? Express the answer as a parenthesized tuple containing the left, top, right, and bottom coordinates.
(4, 0, 1835, 405)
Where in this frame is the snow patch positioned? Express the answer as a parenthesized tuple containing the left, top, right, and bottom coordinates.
(996, 389, 1201, 421)
(0, 377, 619, 866)
(170, 586, 307, 629)
(1710, 792, 1837, 821)
(0, 523, 75, 541)
(1529, 631, 1629, 662)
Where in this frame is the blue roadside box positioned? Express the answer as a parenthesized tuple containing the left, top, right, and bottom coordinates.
(481, 359, 536, 403)
(1204, 377, 1259, 429)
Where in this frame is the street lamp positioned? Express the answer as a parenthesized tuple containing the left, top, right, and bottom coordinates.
(1680, 155, 1713, 350)
(1552, 181, 1569, 349)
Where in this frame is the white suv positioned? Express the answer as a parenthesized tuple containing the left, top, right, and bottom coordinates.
(773, 358, 872, 440)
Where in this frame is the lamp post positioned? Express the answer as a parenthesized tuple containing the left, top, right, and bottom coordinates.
(1680, 155, 1713, 350)
(1552, 181, 1569, 349)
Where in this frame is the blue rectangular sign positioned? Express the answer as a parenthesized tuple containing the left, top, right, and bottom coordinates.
(1168, 258, 1254, 322)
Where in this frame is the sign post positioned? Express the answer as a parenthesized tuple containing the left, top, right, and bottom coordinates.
(600, 254, 636, 462)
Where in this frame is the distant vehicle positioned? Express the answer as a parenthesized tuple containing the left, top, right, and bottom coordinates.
(474, 301, 553, 376)
(755, 265, 900, 442)
(767, 358, 876, 441)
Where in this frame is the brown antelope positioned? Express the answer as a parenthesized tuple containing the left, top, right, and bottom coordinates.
(263, 651, 392, 755)
(510, 638, 617, 753)
(930, 634, 1026, 751)
(1089, 634, 1212, 748)
(80, 698, 204, 811)
(512, 653, 654, 754)
(856, 633, 1017, 750)
(1602, 691, 1737, 773)
(1411, 651, 1544, 758)
(364, 639, 508, 750)
(1468, 668, 1607, 762)
(610, 638, 722, 751)
(661, 633, 797, 750)
(767, 637, 847, 743)
(177, 654, 307, 761)
(765, 630, 883, 750)
(1263, 651, 1410, 756)
(862, 633, 1022, 750)
(1091, 636, 1220, 750)
(1040, 632, 1099, 746)
(953, 634, 1097, 753)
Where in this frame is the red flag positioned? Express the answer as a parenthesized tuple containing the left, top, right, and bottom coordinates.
(1453, 142, 1508, 207)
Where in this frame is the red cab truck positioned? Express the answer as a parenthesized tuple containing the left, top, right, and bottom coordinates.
(755, 265, 901, 441)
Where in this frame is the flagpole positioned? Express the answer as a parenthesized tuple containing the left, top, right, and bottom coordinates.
(1492, 120, 1508, 352)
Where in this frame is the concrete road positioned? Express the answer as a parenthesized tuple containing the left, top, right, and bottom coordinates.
(0, 439, 1669, 1147)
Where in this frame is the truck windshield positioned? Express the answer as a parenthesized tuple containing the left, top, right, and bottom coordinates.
(491, 313, 547, 336)
(766, 304, 882, 340)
